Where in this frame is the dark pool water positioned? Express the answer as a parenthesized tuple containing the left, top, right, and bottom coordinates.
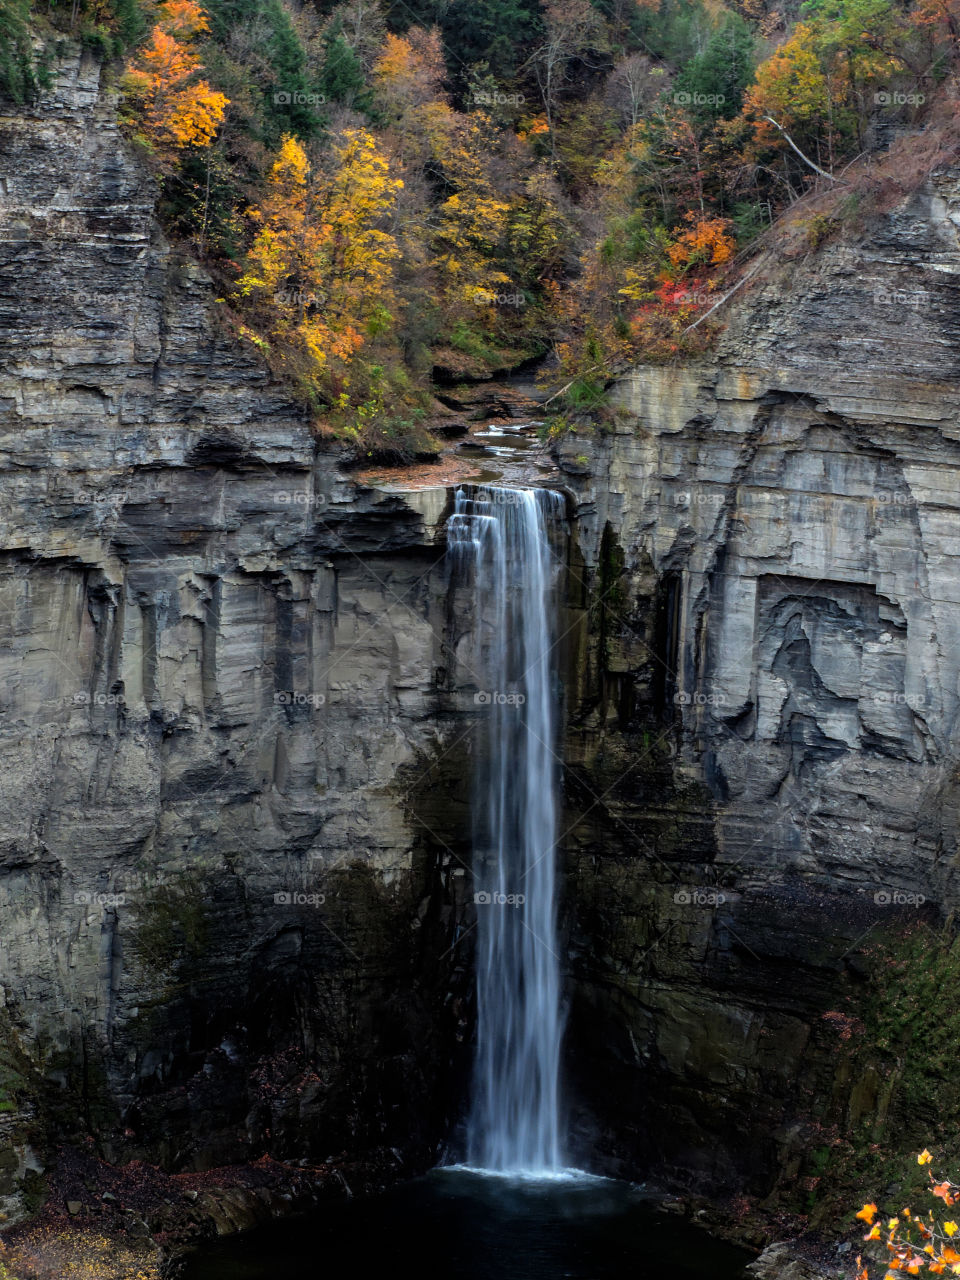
(182, 1168, 751, 1279)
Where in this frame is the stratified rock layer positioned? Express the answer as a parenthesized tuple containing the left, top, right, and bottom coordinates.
(556, 172, 960, 1195)
(0, 46, 475, 1216)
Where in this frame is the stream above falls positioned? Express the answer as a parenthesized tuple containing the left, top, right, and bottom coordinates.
(181, 1169, 752, 1279)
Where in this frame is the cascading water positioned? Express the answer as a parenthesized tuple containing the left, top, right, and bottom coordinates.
(447, 484, 567, 1176)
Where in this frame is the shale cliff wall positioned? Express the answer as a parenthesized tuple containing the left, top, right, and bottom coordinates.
(556, 171, 960, 1199)
(0, 45, 480, 1219)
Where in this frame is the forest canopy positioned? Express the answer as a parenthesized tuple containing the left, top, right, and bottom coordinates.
(10, 0, 960, 456)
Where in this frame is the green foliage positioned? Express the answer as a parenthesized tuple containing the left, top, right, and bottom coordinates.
(633, 0, 723, 68)
(731, 199, 772, 244)
(866, 926, 960, 1126)
(385, 0, 542, 82)
(673, 12, 755, 120)
(129, 872, 211, 986)
(44, 0, 147, 58)
(0, 0, 52, 102)
(319, 30, 373, 114)
(204, 0, 326, 142)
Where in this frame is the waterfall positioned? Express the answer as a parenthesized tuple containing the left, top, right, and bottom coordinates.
(447, 484, 567, 1176)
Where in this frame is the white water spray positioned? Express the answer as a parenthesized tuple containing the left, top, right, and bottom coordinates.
(447, 485, 567, 1176)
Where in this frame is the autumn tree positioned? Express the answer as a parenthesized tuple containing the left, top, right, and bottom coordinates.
(123, 0, 228, 152)
(527, 0, 608, 154)
(237, 130, 403, 397)
(372, 27, 451, 166)
(604, 52, 667, 130)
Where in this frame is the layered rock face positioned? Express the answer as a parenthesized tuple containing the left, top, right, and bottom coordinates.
(556, 173, 960, 1194)
(0, 48, 477, 1214)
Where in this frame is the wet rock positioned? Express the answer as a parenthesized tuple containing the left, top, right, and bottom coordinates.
(745, 1243, 844, 1279)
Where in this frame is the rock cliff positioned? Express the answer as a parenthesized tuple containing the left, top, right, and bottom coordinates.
(0, 44, 476, 1220)
(556, 170, 960, 1200)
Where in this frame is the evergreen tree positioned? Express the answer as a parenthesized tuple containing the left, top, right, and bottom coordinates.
(673, 13, 756, 120)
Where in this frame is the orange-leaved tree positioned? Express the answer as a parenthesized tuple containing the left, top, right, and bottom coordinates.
(123, 0, 227, 152)
(855, 1151, 960, 1277)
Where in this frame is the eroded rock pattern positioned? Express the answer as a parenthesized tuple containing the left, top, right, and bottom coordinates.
(0, 47, 474, 1216)
(556, 173, 960, 1192)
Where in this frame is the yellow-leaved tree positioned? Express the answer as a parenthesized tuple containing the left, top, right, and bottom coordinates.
(123, 0, 227, 152)
(432, 112, 512, 316)
(237, 130, 403, 403)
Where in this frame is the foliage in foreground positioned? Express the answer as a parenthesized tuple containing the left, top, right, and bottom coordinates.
(0, 1227, 160, 1280)
(856, 1153, 960, 1277)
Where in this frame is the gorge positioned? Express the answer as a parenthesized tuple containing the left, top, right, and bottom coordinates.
(4, 11, 960, 1280)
